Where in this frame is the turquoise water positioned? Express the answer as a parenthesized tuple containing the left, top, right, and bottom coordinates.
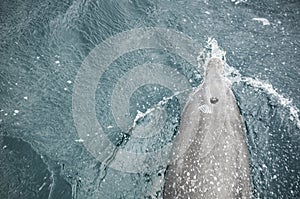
(0, 0, 299, 198)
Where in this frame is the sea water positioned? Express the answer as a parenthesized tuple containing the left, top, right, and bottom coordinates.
(0, 0, 299, 198)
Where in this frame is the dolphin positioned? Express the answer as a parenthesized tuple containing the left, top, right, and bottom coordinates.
(163, 58, 252, 198)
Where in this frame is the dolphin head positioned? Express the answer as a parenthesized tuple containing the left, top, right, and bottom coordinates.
(204, 58, 225, 103)
(205, 57, 224, 78)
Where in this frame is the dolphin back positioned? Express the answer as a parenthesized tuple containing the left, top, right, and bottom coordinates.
(163, 59, 252, 199)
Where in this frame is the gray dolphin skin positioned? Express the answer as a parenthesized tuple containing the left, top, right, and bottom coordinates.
(163, 58, 252, 199)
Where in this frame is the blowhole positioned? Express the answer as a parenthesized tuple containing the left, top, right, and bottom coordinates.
(210, 97, 219, 104)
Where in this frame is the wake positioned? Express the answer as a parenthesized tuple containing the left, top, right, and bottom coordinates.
(198, 38, 300, 129)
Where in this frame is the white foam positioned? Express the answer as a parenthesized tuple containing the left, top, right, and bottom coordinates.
(252, 18, 270, 26)
(208, 37, 226, 60)
(197, 38, 226, 72)
(130, 88, 190, 130)
(38, 182, 46, 191)
(231, 0, 248, 5)
(226, 64, 299, 128)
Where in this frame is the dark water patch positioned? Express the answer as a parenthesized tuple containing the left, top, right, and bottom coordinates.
(0, 136, 72, 199)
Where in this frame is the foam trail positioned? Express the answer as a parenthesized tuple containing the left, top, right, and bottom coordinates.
(48, 170, 55, 199)
(132, 88, 191, 129)
(95, 88, 192, 186)
(71, 179, 77, 199)
(225, 65, 300, 129)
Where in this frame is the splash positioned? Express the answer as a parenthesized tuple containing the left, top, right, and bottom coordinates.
(231, 0, 248, 5)
(238, 77, 300, 128)
(131, 88, 191, 130)
(252, 18, 271, 26)
(197, 38, 300, 129)
(197, 37, 226, 70)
